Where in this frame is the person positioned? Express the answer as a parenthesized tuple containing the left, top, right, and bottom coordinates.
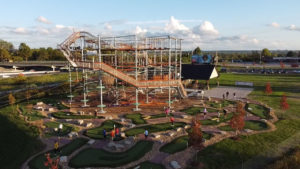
(115, 128, 120, 137)
(223, 109, 227, 118)
(170, 117, 175, 126)
(203, 107, 207, 119)
(233, 92, 236, 100)
(222, 94, 225, 100)
(226, 91, 229, 99)
(165, 107, 170, 116)
(217, 111, 220, 118)
(54, 140, 59, 154)
(111, 130, 115, 141)
(144, 129, 149, 139)
(103, 129, 107, 139)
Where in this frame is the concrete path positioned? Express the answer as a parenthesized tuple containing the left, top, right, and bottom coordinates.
(203, 86, 253, 99)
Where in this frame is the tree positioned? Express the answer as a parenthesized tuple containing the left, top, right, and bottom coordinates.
(261, 48, 271, 57)
(19, 43, 31, 61)
(280, 94, 289, 110)
(193, 47, 202, 55)
(265, 82, 272, 95)
(0, 39, 14, 51)
(0, 48, 11, 61)
(230, 102, 245, 136)
(286, 51, 296, 57)
(188, 115, 203, 148)
(37, 48, 49, 60)
(8, 93, 16, 113)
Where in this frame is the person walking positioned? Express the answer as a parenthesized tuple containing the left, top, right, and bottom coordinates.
(217, 111, 220, 118)
(111, 130, 115, 141)
(165, 107, 170, 117)
(226, 91, 229, 99)
(203, 107, 208, 119)
(223, 109, 227, 118)
(170, 117, 175, 126)
(103, 129, 107, 139)
(144, 129, 149, 139)
(54, 140, 59, 154)
(233, 92, 236, 100)
(115, 128, 120, 137)
(222, 94, 225, 100)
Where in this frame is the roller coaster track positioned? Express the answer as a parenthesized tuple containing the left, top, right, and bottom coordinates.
(58, 32, 187, 98)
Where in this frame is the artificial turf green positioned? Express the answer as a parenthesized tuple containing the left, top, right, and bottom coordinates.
(85, 120, 123, 139)
(69, 140, 154, 168)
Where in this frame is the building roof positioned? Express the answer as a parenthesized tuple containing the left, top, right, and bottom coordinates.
(181, 64, 218, 80)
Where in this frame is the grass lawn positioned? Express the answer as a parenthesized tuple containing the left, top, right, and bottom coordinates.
(190, 73, 300, 169)
(129, 161, 166, 169)
(69, 140, 154, 168)
(85, 120, 123, 139)
(160, 133, 212, 154)
(28, 138, 88, 169)
(125, 122, 186, 136)
(52, 111, 104, 119)
(200, 113, 233, 125)
(246, 103, 271, 119)
(44, 121, 76, 137)
(181, 107, 217, 116)
(125, 113, 147, 124)
(19, 106, 45, 121)
(218, 120, 269, 131)
(0, 106, 44, 169)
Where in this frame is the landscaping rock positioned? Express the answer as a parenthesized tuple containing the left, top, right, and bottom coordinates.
(152, 133, 161, 139)
(133, 166, 140, 169)
(184, 125, 191, 129)
(77, 120, 84, 125)
(86, 122, 93, 128)
(176, 127, 183, 132)
(244, 129, 253, 133)
(167, 132, 175, 137)
(68, 132, 78, 138)
(60, 156, 67, 163)
(181, 115, 189, 119)
(88, 139, 95, 145)
(261, 119, 267, 122)
(170, 161, 181, 169)
(121, 132, 126, 138)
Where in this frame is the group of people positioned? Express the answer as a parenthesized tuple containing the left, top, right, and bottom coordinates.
(103, 126, 120, 141)
(222, 91, 237, 100)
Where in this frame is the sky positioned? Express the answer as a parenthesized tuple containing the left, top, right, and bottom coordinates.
(0, 0, 300, 50)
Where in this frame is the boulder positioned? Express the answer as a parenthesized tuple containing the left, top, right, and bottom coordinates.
(176, 127, 183, 132)
(60, 156, 68, 163)
(133, 166, 140, 169)
(86, 122, 93, 128)
(181, 115, 189, 119)
(88, 139, 95, 145)
(121, 132, 126, 138)
(184, 125, 191, 129)
(152, 133, 161, 139)
(170, 161, 181, 169)
(167, 132, 175, 137)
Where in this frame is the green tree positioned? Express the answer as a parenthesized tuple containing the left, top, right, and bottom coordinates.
(37, 48, 49, 60)
(0, 39, 14, 51)
(0, 48, 11, 61)
(19, 43, 31, 61)
(286, 51, 296, 57)
(193, 47, 202, 55)
(8, 93, 16, 113)
(261, 48, 271, 57)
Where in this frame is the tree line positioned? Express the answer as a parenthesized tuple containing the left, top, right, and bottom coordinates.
(0, 39, 66, 62)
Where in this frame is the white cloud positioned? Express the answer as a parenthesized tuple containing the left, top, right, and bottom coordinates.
(287, 24, 300, 31)
(270, 22, 280, 28)
(12, 27, 27, 34)
(36, 16, 51, 24)
(252, 38, 259, 44)
(55, 24, 65, 29)
(135, 26, 147, 35)
(104, 23, 112, 30)
(164, 16, 189, 33)
(37, 27, 50, 34)
(193, 21, 219, 36)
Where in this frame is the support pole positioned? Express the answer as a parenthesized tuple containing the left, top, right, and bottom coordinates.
(97, 35, 105, 113)
(68, 63, 73, 110)
(168, 37, 172, 108)
(134, 35, 140, 111)
(114, 37, 119, 105)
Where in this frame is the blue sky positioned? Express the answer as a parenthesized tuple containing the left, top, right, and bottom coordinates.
(1, 0, 300, 50)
